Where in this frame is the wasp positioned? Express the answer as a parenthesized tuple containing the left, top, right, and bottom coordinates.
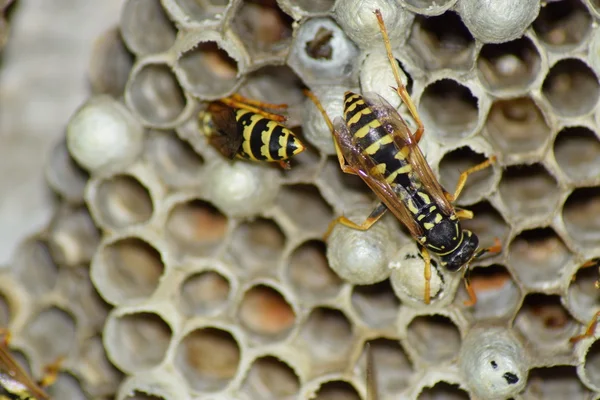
(570, 258, 600, 343)
(0, 329, 62, 400)
(199, 93, 306, 169)
(305, 9, 501, 305)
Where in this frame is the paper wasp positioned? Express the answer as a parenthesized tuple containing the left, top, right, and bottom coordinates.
(305, 9, 500, 305)
(199, 93, 306, 169)
(570, 258, 600, 343)
(0, 329, 61, 400)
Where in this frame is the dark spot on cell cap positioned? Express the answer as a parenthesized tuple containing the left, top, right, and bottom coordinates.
(490, 360, 497, 369)
(503, 372, 519, 384)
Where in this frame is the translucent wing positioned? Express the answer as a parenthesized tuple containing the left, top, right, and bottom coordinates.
(0, 345, 49, 400)
(207, 103, 244, 159)
(363, 92, 455, 215)
(332, 117, 424, 240)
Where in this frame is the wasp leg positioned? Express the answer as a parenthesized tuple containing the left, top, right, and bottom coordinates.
(38, 356, 65, 388)
(463, 267, 478, 307)
(324, 202, 388, 240)
(374, 9, 424, 144)
(277, 160, 292, 170)
(228, 93, 288, 110)
(455, 208, 474, 220)
(419, 246, 432, 304)
(571, 311, 600, 343)
(447, 156, 497, 202)
(220, 97, 287, 122)
(304, 89, 358, 176)
(0, 328, 11, 346)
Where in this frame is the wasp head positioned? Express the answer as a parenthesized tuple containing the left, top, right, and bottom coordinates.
(441, 230, 479, 272)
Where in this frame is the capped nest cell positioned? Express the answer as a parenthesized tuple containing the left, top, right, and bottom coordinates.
(4, 0, 600, 398)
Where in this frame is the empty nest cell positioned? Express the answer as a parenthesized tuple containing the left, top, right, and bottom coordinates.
(286, 240, 343, 301)
(363, 338, 414, 396)
(126, 62, 187, 127)
(525, 365, 591, 399)
(508, 227, 572, 290)
(178, 269, 231, 317)
(484, 96, 550, 158)
(542, 58, 599, 117)
(45, 139, 89, 204)
(12, 238, 59, 296)
(584, 339, 600, 390)
(498, 164, 560, 221)
(553, 126, 600, 183)
(351, 281, 399, 329)
(562, 187, 600, 250)
(237, 284, 296, 342)
(514, 293, 579, 349)
(417, 381, 469, 399)
(229, 218, 286, 276)
(408, 11, 475, 71)
(477, 36, 542, 94)
(532, 0, 592, 49)
(88, 27, 134, 98)
(90, 174, 153, 230)
(166, 0, 228, 25)
(241, 355, 300, 398)
(568, 261, 600, 327)
(120, 0, 177, 56)
(175, 326, 241, 392)
(311, 380, 360, 400)
(22, 306, 76, 366)
(105, 311, 172, 373)
(406, 314, 461, 364)
(93, 237, 164, 304)
(419, 79, 479, 141)
(276, 184, 333, 233)
(165, 199, 228, 258)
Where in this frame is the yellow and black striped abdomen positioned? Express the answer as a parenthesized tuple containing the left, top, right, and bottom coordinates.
(236, 109, 304, 162)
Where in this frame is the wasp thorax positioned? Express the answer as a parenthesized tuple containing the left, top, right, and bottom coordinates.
(441, 230, 479, 272)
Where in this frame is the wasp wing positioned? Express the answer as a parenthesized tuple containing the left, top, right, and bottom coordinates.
(332, 117, 424, 240)
(207, 103, 244, 159)
(363, 92, 455, 215)
(0, 345, 49, 399)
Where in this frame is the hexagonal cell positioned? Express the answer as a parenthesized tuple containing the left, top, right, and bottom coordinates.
(351, 281, 399, 329)
(508, 228, 571, 290)
(554, 126, 600, 183)
(459, 265, 521, 321)
(229, 218, 286, 276)
(144, 130, 205, 189)
(88, 27, 134, 97)
(438, 147, 497, 206)
(498, 164, 560, 221)
(419, 79, 479, 141)
(167, 0, 227, 24)
(123, 391, 166, 400)
(175, 40, 241, 100)
(45, 139, 89, 203)
(484, 97, 550, 158)
(78, 334, 124, 396)
(23, 307, 76, 365)
(46, 373, 86, 400)
(459, 201, 510, 254)
(231, 0, 293, 61)
(298, 307, 354, 369)
(95, 237, 164, 303)
(165, 199, 228, 258)
(105, 312, 172, 372)
(120, 0, 177, 56)
(12, 238, 58, 296)
(276, 184, 333, 234)
(408, 11, 475, 71)
(241, 355, 300, 398)
(362, 338, 414, 395)
(477, 36, 542, 94)
(525, 365, 591, 399)
(584, 339, 600, 390)
(240, 65, 306, 115)
(178, 270, 231, 317)
(47, 205, 100, 268)
(312, 380, 359, 400)
(238, 284, 296, 342)
(542, 58, 599, 117)
(514, 293, 579, 350)
(563, 187, 600, 250)
(568, 260, 600, 328)
(287, 17, 358, 86)
(406, 314, 461, 363)
(90, 174, 153, 229)
(126, 63, 187, 126)
(532, 0, 592, 49)
(286, 240, 343, 301)
(175, 327, 241, 392)
(417, 381, 469, 399)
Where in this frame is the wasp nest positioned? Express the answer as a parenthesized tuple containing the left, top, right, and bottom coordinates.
(3, 0, 600, 398)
